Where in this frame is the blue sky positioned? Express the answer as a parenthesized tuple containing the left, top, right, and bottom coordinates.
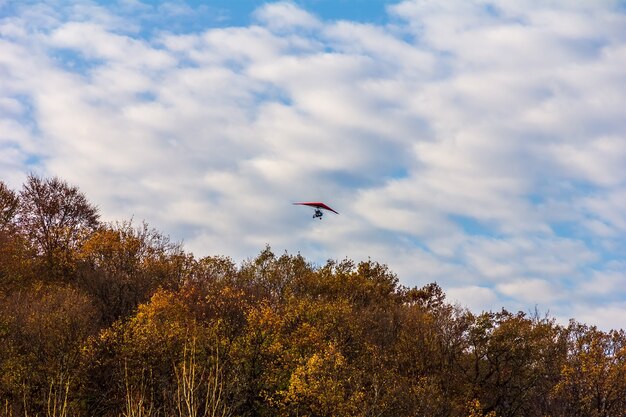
(2, 0, 626, 329)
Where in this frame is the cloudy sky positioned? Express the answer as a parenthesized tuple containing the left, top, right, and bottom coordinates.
(2, 0, 626, 329)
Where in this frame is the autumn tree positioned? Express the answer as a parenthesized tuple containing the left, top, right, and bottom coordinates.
(553, 322, 626, 416)
(0, 181, 33, 292)
(18, 175, 99, 281)
(4, 175, 626, 417)
(457, 310, 567, 417)
(0, 284, 99, 416)
(282, 342, 366, 416)
(0, 181, 19, 230)
(76, 220, 187, 325)
(80, 287, 236, 417)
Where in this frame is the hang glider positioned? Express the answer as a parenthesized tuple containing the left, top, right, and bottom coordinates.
(293, 202, 339, 219)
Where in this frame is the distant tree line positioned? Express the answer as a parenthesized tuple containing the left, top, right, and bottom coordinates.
(1, 175, 625, 417)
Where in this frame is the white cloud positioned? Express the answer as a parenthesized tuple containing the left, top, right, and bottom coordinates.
(49, 22, 175, 68)
(573, 303, 626, 332)
(463, 236, 595, 280)
(583, 190, 626, 233)
(550, 136, 626, 187)
(253, 2, 321, 31)
(577, 264, 626, 298)
(2, 0, 626, 329)
(497, 278, 560, 304)
(447, 285, 499, 312)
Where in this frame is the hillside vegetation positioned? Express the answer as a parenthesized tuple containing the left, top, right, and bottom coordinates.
(1, 175, 625, 417)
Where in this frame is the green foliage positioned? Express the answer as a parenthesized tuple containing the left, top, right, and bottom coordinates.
(1, 175, 626, 417)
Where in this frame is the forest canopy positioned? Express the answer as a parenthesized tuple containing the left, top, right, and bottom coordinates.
(1, 175, 625, 417)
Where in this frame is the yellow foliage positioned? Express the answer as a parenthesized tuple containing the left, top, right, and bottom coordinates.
(282, 343, 365, 417)
(466, 399, 497, 417)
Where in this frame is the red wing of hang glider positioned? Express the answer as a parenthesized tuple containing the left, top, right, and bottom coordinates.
(293, 202, 339, 214)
